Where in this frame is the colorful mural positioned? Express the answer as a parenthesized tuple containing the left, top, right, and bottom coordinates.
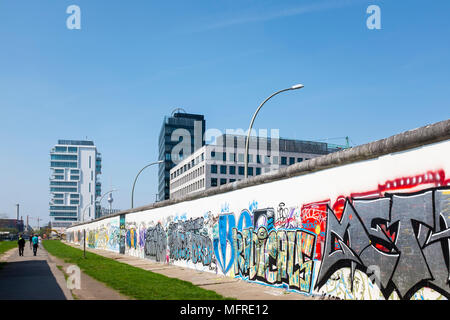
(66, 139, 450, 300)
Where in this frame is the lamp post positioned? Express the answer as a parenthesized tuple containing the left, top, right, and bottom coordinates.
(131, 160, 164, 208)
(244, 84, 304, 179)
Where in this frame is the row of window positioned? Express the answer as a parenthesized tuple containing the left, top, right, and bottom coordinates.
(51, 161, 78, 168)
(52, 199, 80, 205)
(50, 187, 77, 192)
(50, 205, 77, 211)
(52, 193, 79, 198)
(171, 154, 310, 181)
(54, 146, 78, 153)
(210, 151, 309, 165)
(52, 175, 79, 181)
(171, 178, 205, 199)
(50, 212, 77, 217)
(171, 166, 205, 189)
(211, 177, 239, 187)
(50, 181, 78, 186)
(211, 165, 262, 176)
(171, 152, 205, 178)
(54, 169, 79, 174)
(51, 154, 77, 161)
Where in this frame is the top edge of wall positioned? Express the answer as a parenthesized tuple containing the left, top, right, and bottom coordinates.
(70, 118, 450, 228)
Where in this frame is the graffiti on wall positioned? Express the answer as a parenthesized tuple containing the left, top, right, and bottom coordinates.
(213, 208, 317, 294)
(315, 187, 450, 300)
(145, 223, 167, 262)
(65, 220, 121, 252)
(168, 217, 214, 266)
(66, 168, 450, 300)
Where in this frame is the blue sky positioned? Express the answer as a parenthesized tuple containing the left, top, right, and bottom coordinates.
(0, 0, 449, 226)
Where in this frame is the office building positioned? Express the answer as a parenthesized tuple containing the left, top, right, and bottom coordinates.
(49, 140, 102, 229)
(170, 134, 346, 200)
(158, 111, 205, 201)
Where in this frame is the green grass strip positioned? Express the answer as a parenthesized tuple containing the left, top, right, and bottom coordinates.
(0, 241, 18, 255)
(43, 240, 233, 300)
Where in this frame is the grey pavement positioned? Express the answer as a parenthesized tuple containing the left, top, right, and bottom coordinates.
(0, 243, 72, 300)
(65, 242, 320, 300)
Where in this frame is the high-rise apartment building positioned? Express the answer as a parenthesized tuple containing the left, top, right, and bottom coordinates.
(158, 111, 205, 201)
(49, 140, 102, 229)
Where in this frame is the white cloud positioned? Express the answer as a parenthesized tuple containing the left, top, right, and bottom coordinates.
(189, 0, 364, 33)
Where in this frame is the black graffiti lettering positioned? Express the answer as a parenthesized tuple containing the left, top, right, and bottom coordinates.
(254, 208, 275, 230)
(422, 189, 450, 296)
(388, 191, 434, 298)
(145, 223, 166, 262)
(353, 198, 399, 291)
(317, 187, 450, 300)
(167, 218, 213, 266)
(316, 201, 369, 292)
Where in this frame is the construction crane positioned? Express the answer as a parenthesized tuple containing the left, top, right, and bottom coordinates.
(312, 136, 356, 149)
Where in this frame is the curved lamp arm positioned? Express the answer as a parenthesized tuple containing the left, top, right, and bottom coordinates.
(131, 160, 164, 208)
(244, 84, 304, 178)
(81, 189, 118, 221)
(97, 189, 118, 205)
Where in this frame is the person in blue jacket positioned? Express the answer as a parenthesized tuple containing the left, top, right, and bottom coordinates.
(32, 234, 39, 256)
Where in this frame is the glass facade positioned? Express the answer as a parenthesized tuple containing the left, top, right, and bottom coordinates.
(50, 187, 77, 192)
(50, 181, 77, 186)
(51, 154, 77, 160)
(51, 161, 77, 168)
(158, 112, 205, 201)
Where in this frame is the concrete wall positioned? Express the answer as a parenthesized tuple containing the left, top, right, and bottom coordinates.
(66, 120, 450, 300)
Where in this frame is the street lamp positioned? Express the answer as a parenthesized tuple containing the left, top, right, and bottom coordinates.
(244, 84, 304, 179)
(131, 160, 164, 208)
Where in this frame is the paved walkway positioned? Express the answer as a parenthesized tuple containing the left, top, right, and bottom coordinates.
(48, 251, 129, 300)
(0, 244, 72, 300)
(65, 242, 320, 300)
(0, 243, 129, 300)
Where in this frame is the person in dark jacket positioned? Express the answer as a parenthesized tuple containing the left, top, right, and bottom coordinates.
(29, 234, 33, 249)
(17, 235, 25, 256)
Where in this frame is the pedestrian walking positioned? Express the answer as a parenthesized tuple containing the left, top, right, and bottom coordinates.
(29, 235, 33, 249)
(32, 234, 39, 256)
(17, 234, 25, 256)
